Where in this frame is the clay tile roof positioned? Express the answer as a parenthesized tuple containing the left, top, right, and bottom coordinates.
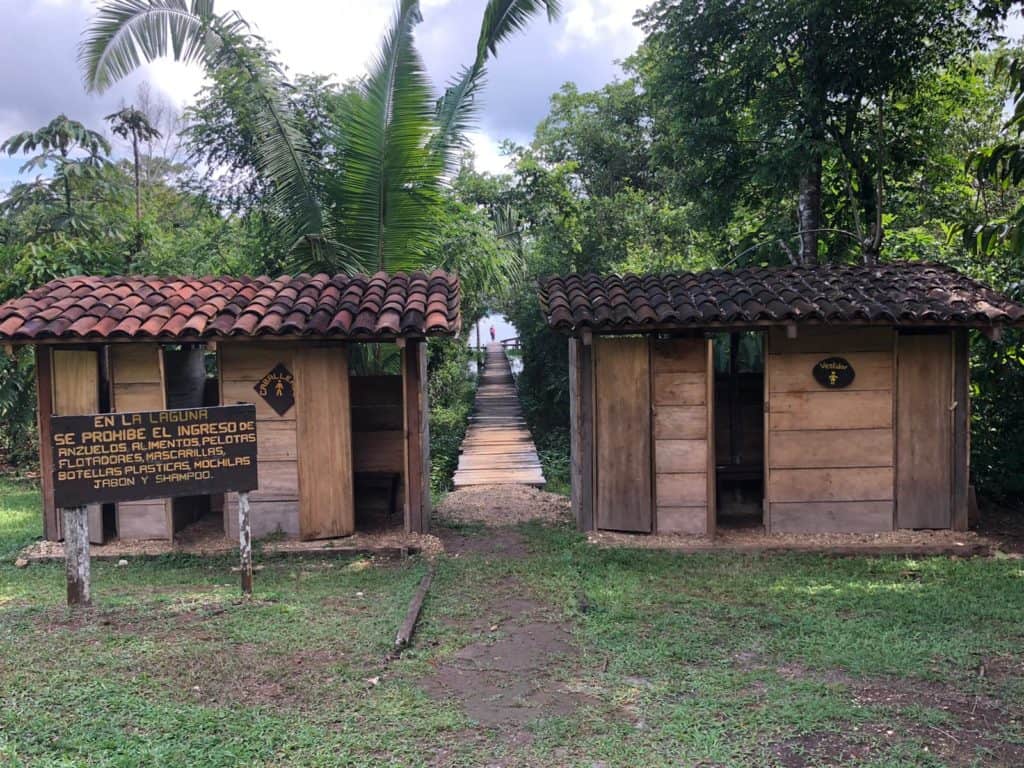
(538, 263, 1024, 332)
(0, 272, 461, 343)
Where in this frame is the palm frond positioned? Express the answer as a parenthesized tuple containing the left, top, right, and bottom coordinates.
(80, 0, 218, 93)
(81, 0, 324, 257)
(431, 65, 482, 176)
(329, 0, 439, 273)
(241, 67, 327, 256)
(431, 0, 561, 175)
(475, 0, 561, 66)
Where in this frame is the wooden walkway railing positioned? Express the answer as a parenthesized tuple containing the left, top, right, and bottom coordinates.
(452, 343, 545, 488)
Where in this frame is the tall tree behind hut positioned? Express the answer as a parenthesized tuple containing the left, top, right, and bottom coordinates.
(634, 0, 994, 264)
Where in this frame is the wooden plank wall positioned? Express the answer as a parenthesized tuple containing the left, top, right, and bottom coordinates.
(895, 333, 953, 529)
(594, 337, 652, 532)
(110, 345, 170, 540)
(951, 328, 970, 531)
(296, 346, 354, 539)
(221, 343, 300, 539)
(51, 349, 103, 543)
(568, 338, 596, 532)
(350, 375, 404, 475)
(765, 327, 895, 533)
(652, 338, 712, 534)
(568, 338, 582, 528)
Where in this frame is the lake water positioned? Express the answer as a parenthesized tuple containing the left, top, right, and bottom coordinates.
(466, 313, 521, 377)
(467, 313, 517, 346)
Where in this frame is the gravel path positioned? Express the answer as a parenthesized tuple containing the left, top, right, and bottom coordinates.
(435, 484, 571, 527)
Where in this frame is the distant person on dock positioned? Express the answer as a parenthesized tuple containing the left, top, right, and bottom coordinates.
(489, 325, 496, 342)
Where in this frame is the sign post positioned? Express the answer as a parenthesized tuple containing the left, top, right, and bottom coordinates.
(238, 491, 253, 596)
(62, 505, 90, 607)
(50, 405, 259, 605)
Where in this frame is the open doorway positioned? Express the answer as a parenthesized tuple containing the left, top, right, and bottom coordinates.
(164, 344, 224, 541)
(713, 332, 765, 529)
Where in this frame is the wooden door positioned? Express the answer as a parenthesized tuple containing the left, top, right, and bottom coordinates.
(896, 333, 952, 528)
(110, 345, 171, 540)
(52, 349, 103, 543)
(594, 337, 652, 532)
(296, 346, 354, 539)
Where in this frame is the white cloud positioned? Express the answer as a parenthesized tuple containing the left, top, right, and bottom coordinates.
(469, 131, 513, 175)
(560, 0, 645, 52)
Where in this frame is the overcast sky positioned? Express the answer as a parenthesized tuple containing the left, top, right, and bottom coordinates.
(0, 0, 648, 189)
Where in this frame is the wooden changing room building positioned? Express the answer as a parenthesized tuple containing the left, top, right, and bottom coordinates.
(0, 271, 461, 542)
(539, 263, 1024, 536)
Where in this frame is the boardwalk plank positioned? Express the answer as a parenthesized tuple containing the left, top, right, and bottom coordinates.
(452, 344, 546, 489)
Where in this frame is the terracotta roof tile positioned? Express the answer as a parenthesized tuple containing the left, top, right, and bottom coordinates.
(0, 273, 461, 342)
(539, 264, 1024, 331)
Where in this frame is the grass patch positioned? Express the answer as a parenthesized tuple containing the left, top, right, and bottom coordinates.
(2, 480, 1023, 766)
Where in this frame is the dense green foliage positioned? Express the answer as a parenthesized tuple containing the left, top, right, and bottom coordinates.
(635, 0, 994, 263)
(0, 98, 269, 463)
(426, 337, 476, 497)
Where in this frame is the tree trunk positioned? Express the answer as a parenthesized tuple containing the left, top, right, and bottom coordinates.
(133, 135, 141, 225)
(130, 133, 142, 269)
(60, 147, 73, 217)
(797, 153, 822, 264)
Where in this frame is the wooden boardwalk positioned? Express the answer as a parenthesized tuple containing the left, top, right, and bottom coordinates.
(452, 343, 545, 488)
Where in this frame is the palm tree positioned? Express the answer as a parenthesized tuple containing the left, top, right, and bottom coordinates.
(1, 115, 111, 223)
(79, 0, 560, 274)
(81, 0, 326, 263)
(106, 106, 162, 265)
(105, 106, 161, 226)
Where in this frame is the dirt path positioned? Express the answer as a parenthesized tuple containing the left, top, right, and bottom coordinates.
(425, 485, 591, 749)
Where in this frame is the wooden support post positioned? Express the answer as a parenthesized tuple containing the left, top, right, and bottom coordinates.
(35, 347, 58, 541)
(578, 339, 595, 532)
(951, 329, 970, 531)
(62, 505, 91, 607)
(402, 340, 430, 533)
(238, 491, 253, 596)
(569, 338, 582, 527)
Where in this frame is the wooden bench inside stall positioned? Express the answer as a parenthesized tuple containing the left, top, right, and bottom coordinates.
(350, 375, 405, 524)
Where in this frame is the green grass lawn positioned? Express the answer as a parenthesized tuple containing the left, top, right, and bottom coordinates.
(2, 478, 1023, 767)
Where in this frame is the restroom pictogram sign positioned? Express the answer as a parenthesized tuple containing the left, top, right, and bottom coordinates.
(255, 363, 295, 416)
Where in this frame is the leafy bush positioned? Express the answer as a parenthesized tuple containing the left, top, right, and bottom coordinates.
(0, 348, 38, 468)
(971, 329, 1024, 499)
(427, 337, 476, 496)
(535, 428, 571, 496)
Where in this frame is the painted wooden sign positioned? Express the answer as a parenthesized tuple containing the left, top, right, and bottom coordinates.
(255, 362, 295, 416)
(812, 357, 856, 389)
(51, 405, 258, 507)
